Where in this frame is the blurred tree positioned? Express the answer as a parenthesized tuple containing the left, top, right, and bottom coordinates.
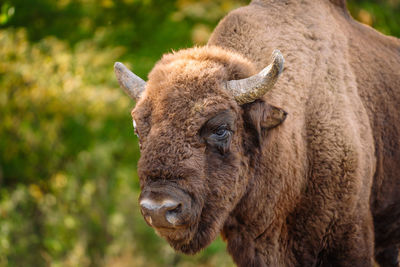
(348, 0, 400, 36)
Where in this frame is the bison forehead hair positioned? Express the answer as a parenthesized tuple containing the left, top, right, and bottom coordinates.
(144, 46, 256, 118)
(131, 46, 258, 253)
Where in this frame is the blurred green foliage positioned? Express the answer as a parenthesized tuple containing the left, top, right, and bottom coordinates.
(0, 0, 398, 266)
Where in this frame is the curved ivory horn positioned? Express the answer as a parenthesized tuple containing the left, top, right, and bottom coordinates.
(225, 50, 284, 105)
(114, 62, 146, 100)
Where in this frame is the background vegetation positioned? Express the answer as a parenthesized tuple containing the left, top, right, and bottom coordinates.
(0, 0, 399, 266)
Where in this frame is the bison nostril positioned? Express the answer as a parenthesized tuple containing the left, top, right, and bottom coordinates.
(140, 198, 185, 228)
(166, 203, 181, 214)
(165, 203, 182, 225)
(145, 215, 153, 226)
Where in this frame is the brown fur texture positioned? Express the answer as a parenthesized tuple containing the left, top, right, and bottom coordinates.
(129, 0, 400, 266)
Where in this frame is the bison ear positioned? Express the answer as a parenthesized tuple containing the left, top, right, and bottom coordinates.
(244, 100, 287, 143)
(260, 102, 287, 130)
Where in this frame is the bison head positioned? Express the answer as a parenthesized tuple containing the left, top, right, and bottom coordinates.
(114, 46, 286, 254)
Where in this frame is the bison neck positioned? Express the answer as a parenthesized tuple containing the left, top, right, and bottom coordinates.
(221, 131, 307, 266)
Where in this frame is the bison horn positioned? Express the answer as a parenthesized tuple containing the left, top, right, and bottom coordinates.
(225, 50, 284, 105)
(114, 62, 146, 100)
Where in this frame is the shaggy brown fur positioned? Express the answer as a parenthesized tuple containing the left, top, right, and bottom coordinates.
(129, 0, 400, 266)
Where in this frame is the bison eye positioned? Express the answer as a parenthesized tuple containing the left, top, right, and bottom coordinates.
(206, 125, 232, 155)
(132, 119, 139, 138)
(212, 126, 230, 140)
(200, 110, 235, 155)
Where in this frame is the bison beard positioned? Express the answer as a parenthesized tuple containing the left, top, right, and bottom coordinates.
(114, 0, 400, 266)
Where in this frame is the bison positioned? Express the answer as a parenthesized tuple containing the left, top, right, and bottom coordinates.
(114, 0, 400, 266)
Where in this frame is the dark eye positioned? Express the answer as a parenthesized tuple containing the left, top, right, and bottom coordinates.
(215, 128, 228, 138)
(133, 119, 139, 138)
(211, 126, 230, 140)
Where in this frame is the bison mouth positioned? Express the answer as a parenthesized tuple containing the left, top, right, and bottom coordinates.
(139, 184, 202, 247)
(154, 222, 199, 246)
(138, 177, 231, 254)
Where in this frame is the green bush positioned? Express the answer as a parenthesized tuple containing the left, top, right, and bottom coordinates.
(0, 26, 234, 267)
